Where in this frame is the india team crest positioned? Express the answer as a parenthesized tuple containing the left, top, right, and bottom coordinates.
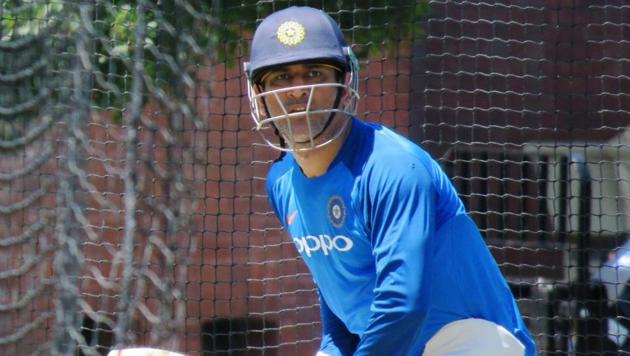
(276, 21, 305, 46)
(327, 195, 346, 228)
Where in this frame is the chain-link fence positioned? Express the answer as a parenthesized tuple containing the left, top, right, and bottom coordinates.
(1, 1, 629, 355)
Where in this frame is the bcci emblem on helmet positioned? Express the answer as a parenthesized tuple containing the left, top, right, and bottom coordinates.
(277, 21, 305, 46)
(327, 195, 346, 228)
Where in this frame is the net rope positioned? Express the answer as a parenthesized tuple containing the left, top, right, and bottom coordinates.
(0, 1, 629, 355)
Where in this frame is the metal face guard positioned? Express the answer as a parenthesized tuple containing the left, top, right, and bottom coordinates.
(246, 82, 359, 152)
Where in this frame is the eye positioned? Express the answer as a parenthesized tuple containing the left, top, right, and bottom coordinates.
(307, 69, 322, 78)
(263, 72, 290, 89)
(274, 73, 290, 81)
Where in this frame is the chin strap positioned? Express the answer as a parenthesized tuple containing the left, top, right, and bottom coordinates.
(309, 83, 344, 142)
(297, 70, 346, 144)
(273, 125, 287, 162)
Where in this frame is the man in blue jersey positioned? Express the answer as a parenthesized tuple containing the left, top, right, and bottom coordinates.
(244, 6, 536, 356)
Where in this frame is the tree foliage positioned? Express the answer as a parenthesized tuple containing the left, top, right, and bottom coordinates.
(1, 0, 429, 117)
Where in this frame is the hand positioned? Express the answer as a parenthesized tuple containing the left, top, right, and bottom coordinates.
(107, 348, 185, 356)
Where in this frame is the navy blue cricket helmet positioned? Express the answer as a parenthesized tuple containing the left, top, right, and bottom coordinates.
(245, 6, 352, 82)
(243, 6, 360, 152)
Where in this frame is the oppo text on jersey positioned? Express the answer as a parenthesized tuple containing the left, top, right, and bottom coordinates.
(293, 234, 354, 257)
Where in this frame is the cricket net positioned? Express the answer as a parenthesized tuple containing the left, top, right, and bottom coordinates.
(0, 1, 629, 355)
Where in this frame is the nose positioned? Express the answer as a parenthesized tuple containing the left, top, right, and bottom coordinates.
(286, 83, 309, 99)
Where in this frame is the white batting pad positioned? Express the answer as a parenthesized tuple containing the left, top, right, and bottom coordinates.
(423, 318, 525, 356)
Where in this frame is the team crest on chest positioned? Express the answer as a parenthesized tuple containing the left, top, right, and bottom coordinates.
(276, 21, 306, 46)
(327, 195, 346, 228)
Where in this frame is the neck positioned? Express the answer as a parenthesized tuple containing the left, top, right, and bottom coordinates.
(293, 118, 353, 178)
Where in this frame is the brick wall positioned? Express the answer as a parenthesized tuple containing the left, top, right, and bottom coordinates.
(3, 1, 630, 355)
(414, 0, 630, 155)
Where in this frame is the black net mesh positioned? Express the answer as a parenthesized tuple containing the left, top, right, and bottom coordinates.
(0, 1, 629, 355)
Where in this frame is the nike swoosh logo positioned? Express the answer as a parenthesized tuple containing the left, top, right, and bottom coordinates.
(287, 210, 298, 225)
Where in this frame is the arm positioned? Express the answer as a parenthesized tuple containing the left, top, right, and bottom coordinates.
(353, 161, 437, 356)
(318, 288, 359, 356)
(265, 161, 359, 355)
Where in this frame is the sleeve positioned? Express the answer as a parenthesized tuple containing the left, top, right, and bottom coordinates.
(353, 161, 436, 356)
(318, 289, 359, 356)
(265, 167, 284, 225)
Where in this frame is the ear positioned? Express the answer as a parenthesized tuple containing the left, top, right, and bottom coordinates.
(256, 101, 268, 120)
(253, 81, 264, 94)
(340, 72, 352, 100)
(253, 83, 270, 119)
(344, 71, 351, 83)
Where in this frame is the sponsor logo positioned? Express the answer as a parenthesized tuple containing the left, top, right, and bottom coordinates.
(327, 195, 346, 228)
(276, 21, 306, 46)
(293, 234, 354, 257)
(287, 210, 298, 225)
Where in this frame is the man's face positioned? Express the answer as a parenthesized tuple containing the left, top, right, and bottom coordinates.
(258, 63, 342, 145)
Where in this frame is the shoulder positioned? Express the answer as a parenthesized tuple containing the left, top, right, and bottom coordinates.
(357, 121, 440, 187)
(372, 123, 435, 167)
(266, 153, 295, 195)
(267, 154, 293, 182)
(351, 121, 466, 223)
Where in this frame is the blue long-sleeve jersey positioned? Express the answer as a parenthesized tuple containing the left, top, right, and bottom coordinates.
(266, 118, 536, 355)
